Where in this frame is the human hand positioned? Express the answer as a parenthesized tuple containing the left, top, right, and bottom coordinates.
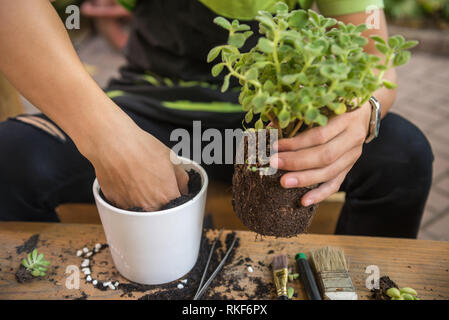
(270, 102, 372, 206)
(85, 121, 188, 211)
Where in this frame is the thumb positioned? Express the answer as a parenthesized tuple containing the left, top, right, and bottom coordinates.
(174, 165, 189, 195)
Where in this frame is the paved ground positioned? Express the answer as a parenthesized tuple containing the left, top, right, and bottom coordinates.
(394, 53, 449, 241)
(22, 35, 449, 241)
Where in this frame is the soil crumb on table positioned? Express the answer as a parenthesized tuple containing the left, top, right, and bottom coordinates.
(16, 234, 40, 254)
(371, 276, 399, 300)
(15, 264, 34, 283)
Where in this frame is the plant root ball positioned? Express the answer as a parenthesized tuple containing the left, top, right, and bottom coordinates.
(232, 164, 318, 237)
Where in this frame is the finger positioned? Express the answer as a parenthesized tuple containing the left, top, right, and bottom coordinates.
(280, 145, 361, 188)
(174, 165, 189, 195)
(301, 166, 351, 206)
(275, 113, 350, 152)
(272, 128, 358, 171)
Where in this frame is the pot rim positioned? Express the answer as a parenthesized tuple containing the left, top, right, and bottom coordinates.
(92, 156, 208, 217)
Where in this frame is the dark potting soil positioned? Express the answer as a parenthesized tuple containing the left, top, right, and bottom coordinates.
(371, 276, 399, 300)
(15, 264, 34, 283)
(16, 234, 40, 254)
(232, 130, 318, 237)
(99, 169, 202, 212)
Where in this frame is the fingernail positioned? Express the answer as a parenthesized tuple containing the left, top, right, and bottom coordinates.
(272, 141, 279, 151)
(270, 157, 283, 168)
(285, 177, 298, 188)
(303, 198, 313, 206)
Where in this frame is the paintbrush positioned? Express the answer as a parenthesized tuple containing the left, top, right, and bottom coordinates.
(272, 254, 289, 300)
(309, 246, 358, 300)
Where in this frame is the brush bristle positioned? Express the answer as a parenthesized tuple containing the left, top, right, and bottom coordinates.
(309, 246, 348, 273)
(272, 254, 288, 270)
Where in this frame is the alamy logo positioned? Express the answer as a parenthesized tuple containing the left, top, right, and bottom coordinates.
(170, 121, 278, 175)
(65, 5, 80, 30)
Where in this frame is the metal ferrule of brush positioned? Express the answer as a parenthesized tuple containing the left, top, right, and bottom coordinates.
(316, 271, 357, 300)
(273, 268, 288, 297)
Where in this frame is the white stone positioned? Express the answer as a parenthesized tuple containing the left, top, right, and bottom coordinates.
(92, 280, 98, 285)
(247, 266, 254, 273)
(86, 275, 92, 282)
(180, 279, 188, 284)
(177, 283, 184, 289)
(109, 284, 116, 290)
(82, 268, 91, 275)
(114, 281, 119, 287)
(85, 252, 93, 257)
(76, 250, 82, 257)
(103, 281, 111, 287)
(83, 247, 89, 253)
(95, 243, 102, 250)
(81, 259, 89, 267)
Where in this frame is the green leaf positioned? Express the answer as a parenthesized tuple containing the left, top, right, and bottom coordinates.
(245, 111, 253, 123)
(228, 33, 246, 48)
(393, 50, 411, 66)
(288, 10, 308, 29)
(258, 38, 274, 53)
(316, 114, 328, 126)
(211, 63, 224, 77)
(400, 40, 418, 50)
(255, 118, 264, 130)
(382, 79, 398, 89)
(375, 43, 389, 54)
(207, 46, 222, 63)
(287, 287, 295, 299)
(370, 35, 386, 45)
(31, 270, 40, 277)
(305, 107, 319, 122)
(331, 44, 345, 55)
(22, 259, 29, 268)
(281, 74, 299, 85)
(32, 249, 37, 261)
(221, 74, 231, 92)
(274, 1, 288, 14)
(245, 68, 259, 81)
(213, 16, 231, 30)
(252, 92, 268, 113)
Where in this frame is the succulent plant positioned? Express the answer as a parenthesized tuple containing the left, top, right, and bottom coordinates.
(21, 249, 51, 277)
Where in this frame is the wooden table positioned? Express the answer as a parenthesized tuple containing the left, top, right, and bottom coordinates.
(1, 222, 448, 300)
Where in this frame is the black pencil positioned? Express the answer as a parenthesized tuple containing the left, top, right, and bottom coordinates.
(295, 253, 322, 300)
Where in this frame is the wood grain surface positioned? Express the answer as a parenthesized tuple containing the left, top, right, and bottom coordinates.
(0, 222, 448, 300)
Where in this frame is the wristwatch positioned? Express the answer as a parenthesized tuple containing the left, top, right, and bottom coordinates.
(365, 96, 381, 143)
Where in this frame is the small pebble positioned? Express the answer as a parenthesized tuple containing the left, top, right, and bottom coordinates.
(92, 280, 98, 285)
(82, 268, 91, 275)
(76, 250, 82, 257)
(114, 281, 119, 287)
(86, 275, 92, 282)
(94, 248, 100, 253)
(177, 283, 184, 289)
(82, 247, 89, 253)
(180, 279, 188, 284)
(81, 259, 89, 267)
(103, 281, 111, 287)
(248, 266, 254, 273)
(95, 243, 102, 250)
(108, 284, 116, 290)
(85, 252, 93, 258)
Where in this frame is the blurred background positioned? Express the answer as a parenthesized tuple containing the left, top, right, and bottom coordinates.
(1, 0, 448, 240)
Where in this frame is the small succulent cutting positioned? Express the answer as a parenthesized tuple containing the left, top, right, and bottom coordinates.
(21, 249, 51, 277)
(386, 287, 420, 300)
(208, 2, 418, 138)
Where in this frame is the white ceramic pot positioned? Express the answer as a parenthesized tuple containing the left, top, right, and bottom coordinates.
(92, 157, 208, 285)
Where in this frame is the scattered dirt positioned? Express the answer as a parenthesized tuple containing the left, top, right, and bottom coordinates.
(15, 265, 34, 283)
(371, 276, 399, 300)
(100, 169, 202, 212)
(16, 234, 40, 254)
(232, 131, 318, 237)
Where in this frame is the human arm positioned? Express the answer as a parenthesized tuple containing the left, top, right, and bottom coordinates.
(0, 0, 187, 210)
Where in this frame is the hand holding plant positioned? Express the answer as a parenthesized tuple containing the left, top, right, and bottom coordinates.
(209, 3, 417, 236)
